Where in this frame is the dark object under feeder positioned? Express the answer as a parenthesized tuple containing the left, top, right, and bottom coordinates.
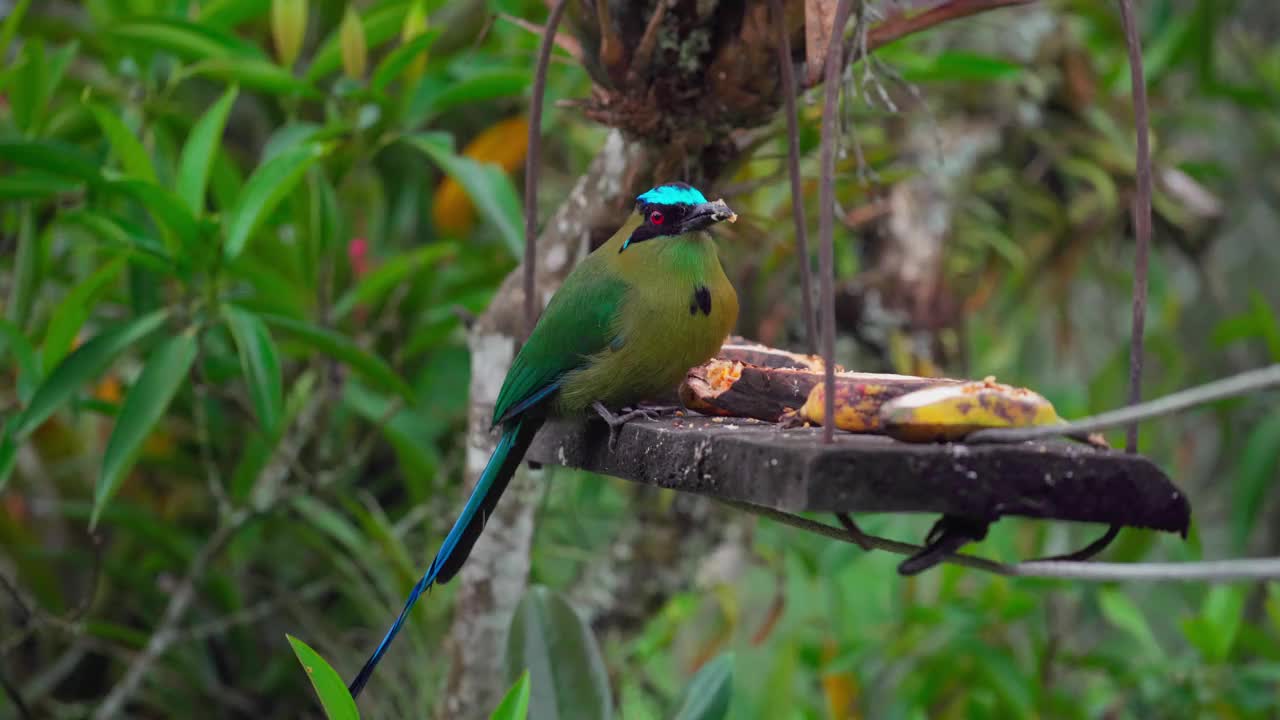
(525, 345, 1192, 575)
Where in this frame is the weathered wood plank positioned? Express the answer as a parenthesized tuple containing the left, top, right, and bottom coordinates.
(526, 415, 1191, 535)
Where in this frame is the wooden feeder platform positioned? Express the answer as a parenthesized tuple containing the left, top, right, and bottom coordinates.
(527, 414, 1190, 537)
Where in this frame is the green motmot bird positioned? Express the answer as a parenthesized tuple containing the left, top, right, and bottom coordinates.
(348, 182, 739, 697)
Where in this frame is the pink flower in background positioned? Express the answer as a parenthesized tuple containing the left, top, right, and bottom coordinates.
(347, 237, 371, 278)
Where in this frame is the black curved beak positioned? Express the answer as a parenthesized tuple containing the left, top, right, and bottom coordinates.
(679, 198, 738, 233)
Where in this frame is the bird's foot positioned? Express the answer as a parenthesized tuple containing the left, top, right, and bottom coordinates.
(592, 402, 675, 451)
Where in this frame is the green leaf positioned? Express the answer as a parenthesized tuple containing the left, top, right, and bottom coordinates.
(88, 105, 157, 183)
(233, 371, 314, 502)
(223, 305, 283, 435)
(224, 144, 327, 259)
(198, 0, 272, 28)
(410, 68, 527, 120)
(0, 139, 103, 186)
(8, 39, 74, 135)
(1098, 588, 1162, 658)
(42, 257, 128, 372)
(58, 210, 174, 271)
(402, 132, 522, 257)
(1202, 585, 1246, 663)
(894, 51, 1026, 83)
(0, 0, 34, 69)
(286, 634, 360, 720)
(185, 58, 319, 99)
(0, 172, 81, 200)
(0, 318, 40, 404)
(505, 586, 613, 720)
(177, 85, 239, 215)
(305, 2, 411, 82)
(330, 243, 455, 321)
(1232, 406, 1280, 551)
(490, 671, 531, 720)
(106, 177, 204, 255)
(1267, 584, 1280, 637)
(672, 653, 734, 720)
(94, 330, 198, 528)
(0, 430, 16, 493)
(370, 29, 441, 94)
(260, 313, 412, 399)
(109, 19, 265, 63)
(14, 310, 170, 438)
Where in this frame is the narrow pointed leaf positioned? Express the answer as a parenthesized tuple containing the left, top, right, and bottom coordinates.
(0, 172, 80, 200)
(58, 210, 175, 270)
(287, 634, 359, 720)
(305, 3, 410, 82)
(1231, 406, 1280, 551)
(186, 58, 319, 99)
(223, 305, 283, 434)
(224, 144, 326, 259)
(177, 85, 239, 214)
(106, 177, 203, 253)
(94, 331, 198, 528)
(505, 586, 613, 720)
(109, 19, 265, 62)
(200, 0, 272, 28)
(42, 257, 128, 372)
(673, 653, 734, 720)
(0, 318, 40, 404)
(402, 133, 522, 257)
(490, 671, 532, 720)
(330, 243, 455, 321)
(259, 313, 411, 398)
(1098, 588, 1162, 658)
(88, 105, 157, 182)
(15, 310, 170, 438)
(370, 29, 440, 94)
(0, 138, 103, 185)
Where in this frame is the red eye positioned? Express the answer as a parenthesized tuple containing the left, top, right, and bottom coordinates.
(649, 210, 664, 225)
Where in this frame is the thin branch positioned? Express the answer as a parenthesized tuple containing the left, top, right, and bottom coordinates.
(496, 12, 583, 63)
(726, 500, 1280, 582)
(1117, 0, 1152, 453)
(819, 0, 855, 445)
(966, 364, 1280, 444)
(523, 0, 571, 336)
(91, 515, 243, 720)
(89, 387, 389, 717)
(770, 0, 818, 354)
(0, 665, 33, 720)
(859, 0, 1035, 62)
(182, 580, 330, 642)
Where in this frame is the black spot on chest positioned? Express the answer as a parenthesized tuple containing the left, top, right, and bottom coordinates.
(689, 285, 712, 316)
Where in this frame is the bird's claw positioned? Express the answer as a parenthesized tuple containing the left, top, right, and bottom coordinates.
(592, 402, 676, 451)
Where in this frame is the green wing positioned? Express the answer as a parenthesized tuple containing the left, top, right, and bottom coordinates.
(492, 262, 628, 426)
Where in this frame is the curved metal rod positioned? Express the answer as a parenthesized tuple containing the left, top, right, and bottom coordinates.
(769, 0, 818, 354)
(523, 0, 571, 335)
(1118, 0, 1153, 454)
(818, 0, 856, 444)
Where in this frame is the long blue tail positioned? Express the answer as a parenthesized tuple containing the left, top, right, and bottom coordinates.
(347, 416, 541, 698)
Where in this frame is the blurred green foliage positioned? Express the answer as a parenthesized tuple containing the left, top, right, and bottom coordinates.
(1, 0, 1279, 718)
